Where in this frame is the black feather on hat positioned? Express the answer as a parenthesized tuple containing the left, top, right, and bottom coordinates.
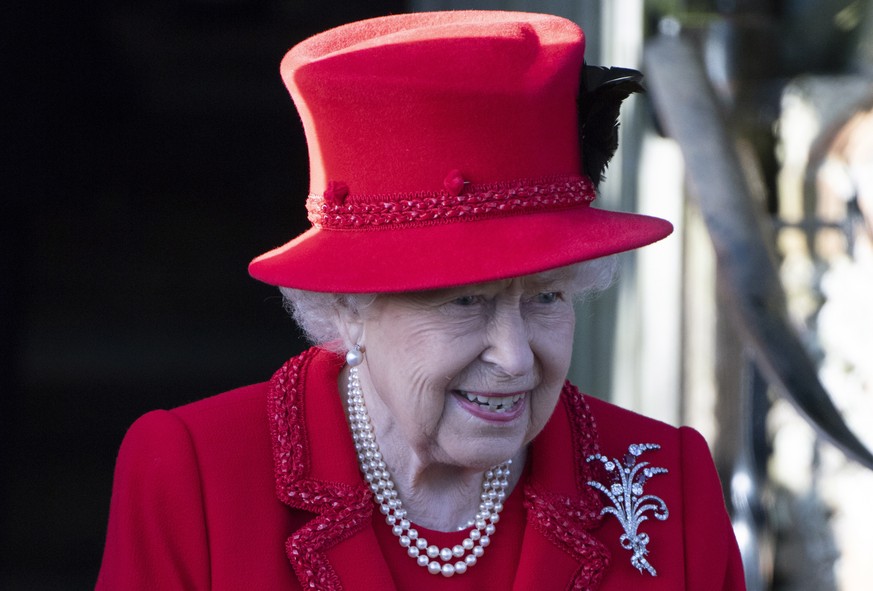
(578, 64, 645, 188)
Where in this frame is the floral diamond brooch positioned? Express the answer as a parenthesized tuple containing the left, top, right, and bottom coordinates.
(586, 443, 670, 576)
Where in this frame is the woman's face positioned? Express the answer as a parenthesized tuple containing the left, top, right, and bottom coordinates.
(351, 268, 577, 471)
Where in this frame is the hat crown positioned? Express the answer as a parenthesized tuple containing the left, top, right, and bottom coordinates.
(281, 11, 585, 196)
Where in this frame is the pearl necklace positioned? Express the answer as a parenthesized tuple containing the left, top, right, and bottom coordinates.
(347, 366, 511, 577)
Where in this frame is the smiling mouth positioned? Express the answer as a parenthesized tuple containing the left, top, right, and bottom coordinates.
(458, 391, 526, 413)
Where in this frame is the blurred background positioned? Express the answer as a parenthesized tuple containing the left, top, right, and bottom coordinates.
(3, 0, 872, 589)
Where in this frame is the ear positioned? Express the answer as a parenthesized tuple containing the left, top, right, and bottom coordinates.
(332, 297, 366, 351)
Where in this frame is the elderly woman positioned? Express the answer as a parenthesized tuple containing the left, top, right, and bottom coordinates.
(97, 11, 745, 590)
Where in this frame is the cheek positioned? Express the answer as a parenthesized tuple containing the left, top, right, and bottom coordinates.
(532, 309, 576, 372)
(527, 310, 575, 425)
(366, 316, 474, 410)
(375, 314, 483, 371)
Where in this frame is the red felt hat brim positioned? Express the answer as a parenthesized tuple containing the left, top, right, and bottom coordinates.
(248, 205, 672, 293)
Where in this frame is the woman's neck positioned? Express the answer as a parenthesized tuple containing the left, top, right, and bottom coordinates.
(381, 444, 526, 532)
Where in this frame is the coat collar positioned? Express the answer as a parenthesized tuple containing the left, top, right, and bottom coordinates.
(269, 347, 609, 590)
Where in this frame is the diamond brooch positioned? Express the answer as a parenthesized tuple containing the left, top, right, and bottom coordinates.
(586, 443, 669, 576)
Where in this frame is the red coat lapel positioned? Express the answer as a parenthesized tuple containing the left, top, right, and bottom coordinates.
(269, 348, 395, 591)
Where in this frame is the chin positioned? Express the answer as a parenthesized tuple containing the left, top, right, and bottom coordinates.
(445, 436, 526, 470)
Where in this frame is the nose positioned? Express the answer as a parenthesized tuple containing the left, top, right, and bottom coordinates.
(480, 304, 534, 378)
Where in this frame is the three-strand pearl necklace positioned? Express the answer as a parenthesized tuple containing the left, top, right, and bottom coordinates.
(347, 366, 511, 577)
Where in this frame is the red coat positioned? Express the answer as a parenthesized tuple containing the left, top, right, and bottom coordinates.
(97, 347, 745, 590)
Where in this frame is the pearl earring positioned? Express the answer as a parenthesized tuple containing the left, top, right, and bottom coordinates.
(345, 344, 364, 367)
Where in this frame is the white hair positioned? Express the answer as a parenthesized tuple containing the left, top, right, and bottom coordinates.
(279, 256, 618, 352)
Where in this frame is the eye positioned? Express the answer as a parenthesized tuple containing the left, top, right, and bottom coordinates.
(534, 291, 563, 304)
(452, 295, 483, 306)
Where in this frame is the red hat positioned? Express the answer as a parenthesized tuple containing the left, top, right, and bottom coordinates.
(248, 11, 672, 292)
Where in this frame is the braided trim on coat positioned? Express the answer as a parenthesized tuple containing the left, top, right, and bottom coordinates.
(269, 350, 372, 591)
